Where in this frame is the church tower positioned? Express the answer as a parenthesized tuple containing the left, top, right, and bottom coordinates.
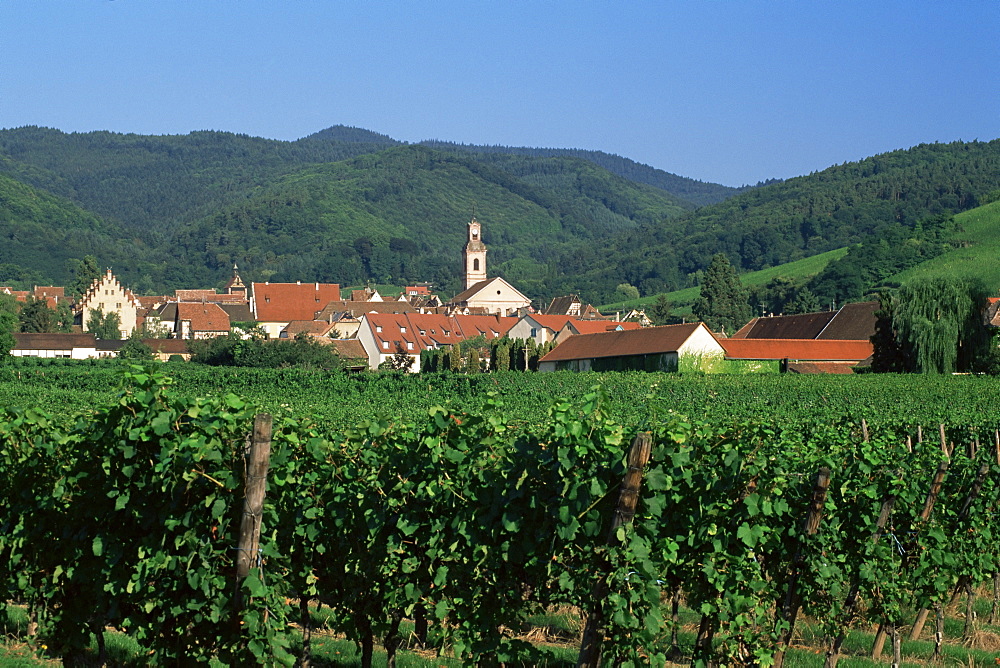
(463, 216, 487, 289)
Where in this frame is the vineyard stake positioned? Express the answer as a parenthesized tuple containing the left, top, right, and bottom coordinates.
(577, 432, 653, 668)
(773, 466, 831, 668)
(824, 493, 896, 668)
(908, 458, 987, 640)
(234, 413, 273, 613)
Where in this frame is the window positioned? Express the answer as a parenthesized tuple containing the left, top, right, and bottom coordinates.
(400, 326, 406, 333)
(419, 330, 426, 336)
(473, 259, 480, 271)
(530, 328, 538, 337)
(382, 341, 389, 349)
(407, 341, 414, 350)
(376, 325, 382, 333)
(116, 303, 121, 309)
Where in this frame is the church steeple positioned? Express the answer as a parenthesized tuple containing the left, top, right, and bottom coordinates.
(463, 216, 487, 289)
(225, 263, 247, 295)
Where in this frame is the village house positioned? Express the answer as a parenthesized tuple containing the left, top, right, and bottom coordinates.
(9, 333, 99, 359)
(251, 281, 342, 338)
(538, 322, 723, 372)
(357, 312, 517, 371)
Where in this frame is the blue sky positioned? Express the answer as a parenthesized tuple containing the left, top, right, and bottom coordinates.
(3, 1, 998, 186)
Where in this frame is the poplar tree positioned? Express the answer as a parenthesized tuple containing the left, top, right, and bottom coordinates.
(692, 253, 752, 336)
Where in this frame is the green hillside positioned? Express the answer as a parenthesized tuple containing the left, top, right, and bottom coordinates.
(600, 247, 850, 314)
(888, 200, 1000, 289)
(170, 145, 690, 298)
(0, 173, 157, 287)
(567, 140, 1000, 303)
(421, 140, 741, 206)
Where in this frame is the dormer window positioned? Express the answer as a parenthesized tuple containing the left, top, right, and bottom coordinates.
(419, 330, 426, 336)
(382, 341, 389, 349)
(406, 341, 414, 350)
(400, 326, 406, 333)
(376, 325, 382, 333)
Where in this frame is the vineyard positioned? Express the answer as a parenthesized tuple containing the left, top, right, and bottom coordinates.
(2, 363, 1000, 666)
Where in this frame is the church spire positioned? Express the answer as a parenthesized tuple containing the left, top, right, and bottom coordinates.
(463, 215, 487, 289)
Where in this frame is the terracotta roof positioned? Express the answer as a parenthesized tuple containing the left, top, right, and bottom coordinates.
(252, 282, 342, 322)
(13, 333, 98, 349)
(540, 324, 706, 362)
(176, 302, 230, 333)
(720, 339, 873, 361)
(138, 295, 171, 309)
(364, 312, 515, 355)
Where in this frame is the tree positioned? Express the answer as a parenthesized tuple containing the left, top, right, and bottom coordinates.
(615, 283, 640, 302)
(87, 308, 123, 340)
(0, 295, 17, 357)
(873, 278, 992, 374)
(118, 331, 154, 361)
(786, 288, 821, 315)
(692, 254, 752, 336)
(69, 255, 102, 298)
(647, 295, 677, 326)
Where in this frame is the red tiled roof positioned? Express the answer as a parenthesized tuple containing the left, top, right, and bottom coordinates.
(720, 339, 873, 361)
(252, 282, 342, 322)
(176, 302, 230, 333)
(540, 324, 707, 362)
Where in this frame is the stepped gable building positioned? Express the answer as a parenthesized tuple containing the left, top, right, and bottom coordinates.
(75, 269, 142, 338)
(448, 216, 531, 316)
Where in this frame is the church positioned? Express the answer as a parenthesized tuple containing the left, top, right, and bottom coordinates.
(447, 216, 532, 316)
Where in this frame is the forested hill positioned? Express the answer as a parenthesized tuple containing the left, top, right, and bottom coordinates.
(0, 126, 407, 232)
(565, 140, 1000, 302)
(0, 173, 159, 288)
(167, 145, 691, 296)
(419, 140, 742, 207)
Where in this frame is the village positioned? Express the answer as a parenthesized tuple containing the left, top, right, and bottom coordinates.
(2, 216, 901, 374)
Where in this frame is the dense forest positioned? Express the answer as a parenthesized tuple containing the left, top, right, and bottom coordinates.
(1, 125, 998, 306)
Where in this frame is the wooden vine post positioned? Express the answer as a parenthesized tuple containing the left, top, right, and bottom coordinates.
(234, 413, 273, 613)
(773, 466, 831, 668)
(577, 432, 653, 668)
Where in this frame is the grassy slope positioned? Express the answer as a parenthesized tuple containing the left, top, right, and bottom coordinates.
(599, 247, 849, 314)
(888, 200, 1000, 289)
